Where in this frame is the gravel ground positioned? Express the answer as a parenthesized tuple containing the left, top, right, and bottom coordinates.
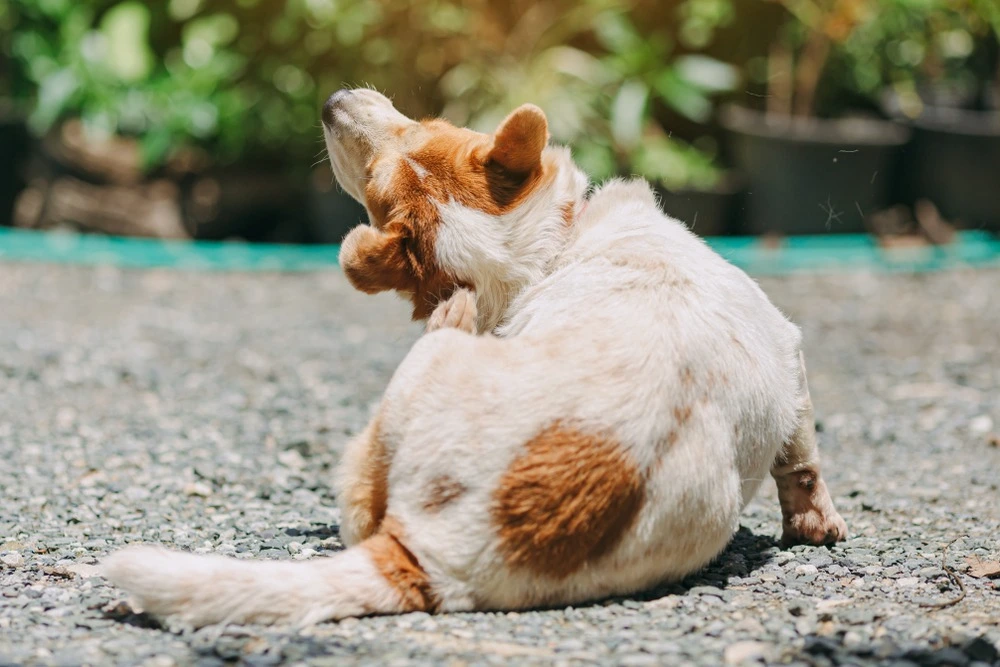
(1, 262, 998, 667)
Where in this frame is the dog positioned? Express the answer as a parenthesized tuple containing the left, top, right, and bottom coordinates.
(102, 89, 847, 628)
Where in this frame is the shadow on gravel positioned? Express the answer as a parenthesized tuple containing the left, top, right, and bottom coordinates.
(101, 601, 163, 630)
(506, 525, 781, 613)
(283, 525, 338, 540)
(625, 526, 780, 603)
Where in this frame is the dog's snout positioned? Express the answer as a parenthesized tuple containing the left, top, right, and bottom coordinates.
(322, 90, 352, 126)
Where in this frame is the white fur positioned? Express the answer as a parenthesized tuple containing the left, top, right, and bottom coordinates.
(434, 146, 589, 332)
(102, 90, 844, 628)
(102, 545, 405, 629)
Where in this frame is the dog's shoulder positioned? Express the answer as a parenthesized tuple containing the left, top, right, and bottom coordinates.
(567, 178, 723, 281)
(577, 178, 662, 229)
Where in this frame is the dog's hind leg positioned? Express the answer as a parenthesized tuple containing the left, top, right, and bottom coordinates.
(770, 351, 848, 546)
(335, 419, 389, 546)
(336, 290, 478, 547)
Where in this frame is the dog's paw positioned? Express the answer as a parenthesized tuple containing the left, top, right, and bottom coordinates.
(427, 288, 477, 334)
(781, 506, 847, 547)
(776, 471, 848, 547)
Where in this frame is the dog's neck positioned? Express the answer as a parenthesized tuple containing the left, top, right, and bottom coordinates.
(434, 147, 590, 332)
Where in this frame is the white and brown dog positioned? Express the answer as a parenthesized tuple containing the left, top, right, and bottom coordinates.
(103, 89, 847, 628)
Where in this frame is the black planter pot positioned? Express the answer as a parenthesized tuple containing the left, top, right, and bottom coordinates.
(655, 174, 743, 237)
(306, 167, 368, 244)
(179, 165, 308, 242)
(897, 107, 1000, 231)
(0, 108, 30, 227)
(721, 106, 911, 235)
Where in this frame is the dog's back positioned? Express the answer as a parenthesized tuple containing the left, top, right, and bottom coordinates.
(372, 179, 804, 610)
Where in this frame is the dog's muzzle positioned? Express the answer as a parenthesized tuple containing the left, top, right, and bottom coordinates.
(322, 89, 353, 127)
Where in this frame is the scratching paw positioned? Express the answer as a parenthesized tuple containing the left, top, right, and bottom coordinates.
(427, 288, 477, 334)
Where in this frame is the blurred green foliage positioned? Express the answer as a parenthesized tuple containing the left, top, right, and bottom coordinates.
(435, 0, 738, 188)
(1, 0, 997, 183)
(4, 0, 387, 168)
(833, 0, 1000, 113)
(755, 0, 999, 117)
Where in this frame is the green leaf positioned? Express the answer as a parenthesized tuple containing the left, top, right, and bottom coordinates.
(593, 11, 643, 55)
(186, 13, 240, 47)
(610, 79, 649, 150)
(673, 55, 739, 93)
(140, 127, 174, 170)
(630, 135, 721, 191)
(572, 139, 617, 181)
(100, 2, 154, 83)
(30, 67, 78, 132)
(652, 68, 712, 122)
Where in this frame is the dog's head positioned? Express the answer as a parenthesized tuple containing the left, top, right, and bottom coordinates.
(322, 89, 588, 325)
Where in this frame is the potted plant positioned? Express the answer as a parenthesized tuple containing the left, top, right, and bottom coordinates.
(865, 0, 1000, 230)
(721, 0, 912, 235)
(0, 102, 28, 228)
(7, 0, 353, 240)
(0, 0, 31, 228)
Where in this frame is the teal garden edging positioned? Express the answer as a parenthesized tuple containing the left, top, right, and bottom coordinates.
(1, 227, 998, 275)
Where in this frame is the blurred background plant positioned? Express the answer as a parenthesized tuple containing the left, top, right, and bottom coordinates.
(740, 0, 1000, 119)
(1, 0, 997, 239)
(5, 0, 389, 169)
(835, 0, 1000, 117)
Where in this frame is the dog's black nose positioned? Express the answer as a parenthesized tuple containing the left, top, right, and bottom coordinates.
(322, 90, 351, 126)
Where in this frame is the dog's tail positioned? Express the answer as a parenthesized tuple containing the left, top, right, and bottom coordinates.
(101, 529, 436, 628)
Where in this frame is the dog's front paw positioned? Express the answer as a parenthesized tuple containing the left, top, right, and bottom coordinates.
(776, 471, 848, 547)
(781, 506, 848, 547)
(427, 288, 477, 334)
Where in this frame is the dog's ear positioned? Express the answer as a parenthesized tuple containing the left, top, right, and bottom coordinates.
(489, 104, 549, 174)
(339, 223, 418, 294)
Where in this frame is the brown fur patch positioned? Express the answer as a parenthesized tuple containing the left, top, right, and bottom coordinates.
(774, 468, 821, 517)
(492, 423, 645, 579)
(406, 121, 551, 215)
(673, 405, 692, 426)
(560, 201, 575, 227)
(797, 470, 817, 492)
(422, 474, 467, 513)
(365, 517, 437, 612)
(367, 427, 390, 533)
(342, 418, 389, 541)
